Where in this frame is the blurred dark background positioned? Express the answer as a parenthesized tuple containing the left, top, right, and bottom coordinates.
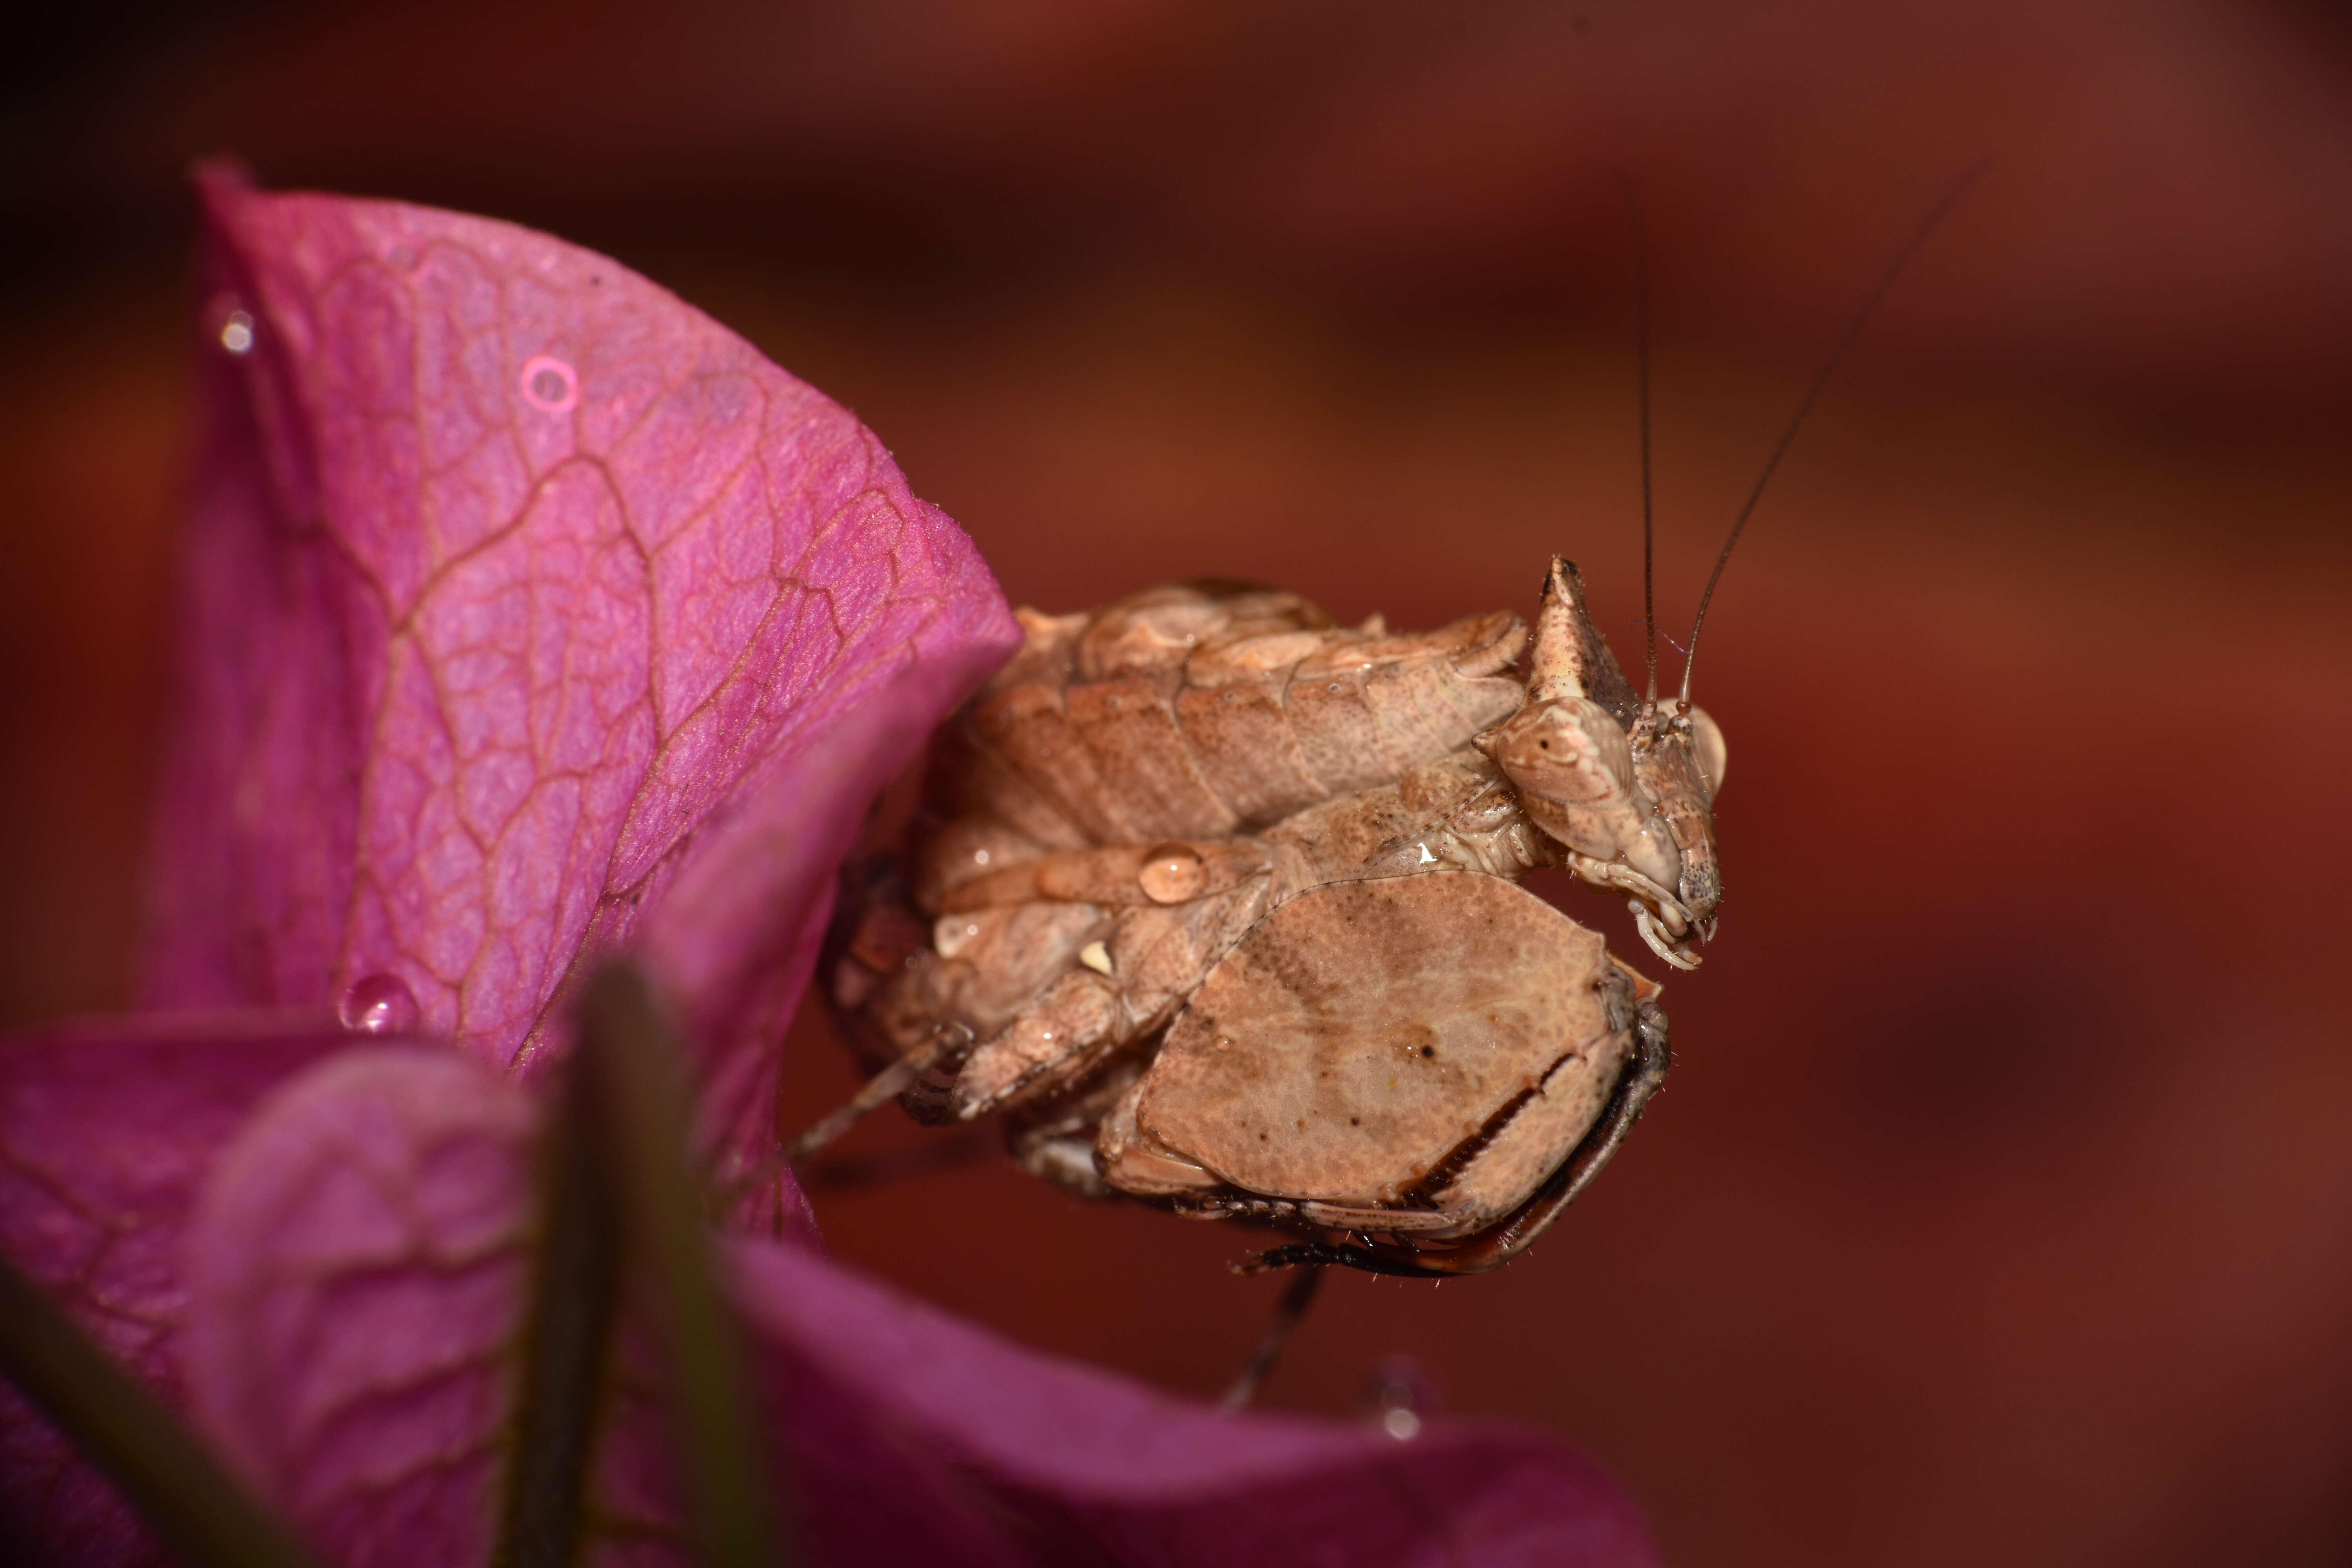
(5, 2, 2350, 1564)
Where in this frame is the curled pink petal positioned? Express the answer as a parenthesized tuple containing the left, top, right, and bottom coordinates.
(0, 1015, 364, 1566)
(146, 167, 1019, 1172)
(183, 1047, 539, 1568)
(730, 1239, 1665, 1568)
(176, 1048, 1656, 1567)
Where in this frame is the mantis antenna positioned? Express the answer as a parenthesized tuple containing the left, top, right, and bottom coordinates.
(1676, 161, 1991, 711)
(1619, 178, 1660, 709)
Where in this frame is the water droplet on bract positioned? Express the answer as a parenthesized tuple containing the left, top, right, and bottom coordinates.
(339, 972, 419, 1034)
(1381, 1408, 1422, 1441)
(219, 311, 255, 355)
(518, 354, 579, 414)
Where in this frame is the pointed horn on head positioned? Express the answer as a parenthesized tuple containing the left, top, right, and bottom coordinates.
(1526, 558, 1642, 726)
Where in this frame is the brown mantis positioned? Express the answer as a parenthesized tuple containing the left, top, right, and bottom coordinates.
(797, 169, 1982, 1399)
(822, 560, 1704, 1283)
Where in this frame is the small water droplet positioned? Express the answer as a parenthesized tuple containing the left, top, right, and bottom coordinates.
(219, 311, 255, 355)
(1362, 1355, 1439, 1441)
(1326, 681, 1342, 694)
(1138, 844, 1207, 904)
(339, 972, 419, 1034)
(519, 354, 579, 414)
(973, 848, 991, 866)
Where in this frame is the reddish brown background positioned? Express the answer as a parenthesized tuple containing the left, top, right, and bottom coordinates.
(4, 2, 2350, 1564)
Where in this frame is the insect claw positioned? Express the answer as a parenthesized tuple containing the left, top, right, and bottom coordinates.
(1634, 904, 1704, 970)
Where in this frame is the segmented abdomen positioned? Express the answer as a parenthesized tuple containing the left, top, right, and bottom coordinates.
(918, 581, 1526, 908)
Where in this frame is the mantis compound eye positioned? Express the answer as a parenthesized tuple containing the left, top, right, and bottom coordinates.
(1681, 703, 1727, 799)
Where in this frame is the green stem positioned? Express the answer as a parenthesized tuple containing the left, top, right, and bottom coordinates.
(576, 962, 791, 1568)
(493, 1053, 621, 1568)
